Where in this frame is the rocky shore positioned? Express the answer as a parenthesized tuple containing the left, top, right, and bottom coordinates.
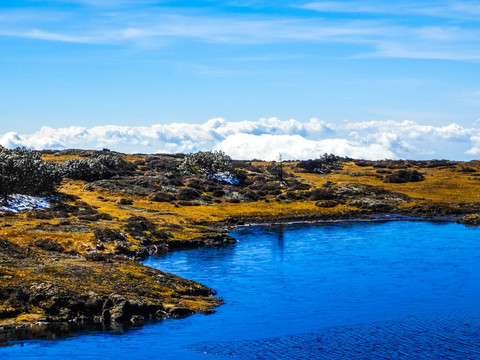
(2, 151, 480, 345)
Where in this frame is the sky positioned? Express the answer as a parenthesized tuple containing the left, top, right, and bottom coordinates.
(1, 0, 480, 160)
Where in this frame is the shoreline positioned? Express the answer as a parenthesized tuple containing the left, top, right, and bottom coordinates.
(2, 153, 480, 344)
(0, 211, 474, 347)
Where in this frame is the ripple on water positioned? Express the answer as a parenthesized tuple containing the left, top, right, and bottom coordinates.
(194, 311, 480, 359)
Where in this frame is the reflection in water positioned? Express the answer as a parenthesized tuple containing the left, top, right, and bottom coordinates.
(268, 224, 285, 260)
(0, 321, 145, 347)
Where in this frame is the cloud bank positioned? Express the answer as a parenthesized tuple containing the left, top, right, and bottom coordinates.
(2, 118, 480, 161)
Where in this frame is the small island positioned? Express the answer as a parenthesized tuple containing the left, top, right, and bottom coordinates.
(1, 148, 480, 342)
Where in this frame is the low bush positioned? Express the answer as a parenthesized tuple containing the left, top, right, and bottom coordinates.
(297, 153, 346, 174)
(0, 147, 62, 204)
(177, 188, 202, 201)
(180, 150, 234, 176)
(309, 188, 336, 201)
(63, 153, 136, 182)
(148, 192, 176, 202)
(383, 169, 424, 183)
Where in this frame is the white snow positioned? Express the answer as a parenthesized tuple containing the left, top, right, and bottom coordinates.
(0, 194, 51, 213)
(208, 172, 240, 185)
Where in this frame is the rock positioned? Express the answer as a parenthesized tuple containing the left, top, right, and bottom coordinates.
(100, 295, 167, 323)
(169, 234, 237, 250)
(457, 214, 480, 226)
(167, 307, 195, 318)
(108, 295, 130, 322)
(351, 198, 394, 212)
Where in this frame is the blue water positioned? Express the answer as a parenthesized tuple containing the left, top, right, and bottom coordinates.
(2, 221, 480, 359)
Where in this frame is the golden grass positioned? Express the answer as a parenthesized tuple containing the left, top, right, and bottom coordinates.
(1, 159, 479, 255)
(293, 162, 480, 204)
(3, 156, 480, 328)
(41, 154, 83, 163)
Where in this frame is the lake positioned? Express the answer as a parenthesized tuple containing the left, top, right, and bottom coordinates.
(2, 220, 480, 359)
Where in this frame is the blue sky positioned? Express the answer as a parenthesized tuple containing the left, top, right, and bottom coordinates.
(1, 1, 480, 159)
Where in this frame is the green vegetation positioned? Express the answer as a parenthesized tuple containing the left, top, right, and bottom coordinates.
(0, 147, 62, 205)
(62, 152, 136, 182)
(2, 148, 480, 337)
(180, 150, 234, 176)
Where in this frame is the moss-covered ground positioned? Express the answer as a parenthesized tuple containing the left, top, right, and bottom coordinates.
(1, 152, 480, 334)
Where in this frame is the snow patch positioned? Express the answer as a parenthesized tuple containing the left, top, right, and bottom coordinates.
(0, 194, 51, 213)
(208, 172, 240, 185)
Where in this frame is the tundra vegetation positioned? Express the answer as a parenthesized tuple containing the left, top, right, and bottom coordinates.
(1, 148, 480, 344)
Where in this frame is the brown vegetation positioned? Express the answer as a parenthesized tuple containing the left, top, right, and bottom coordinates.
(2, 150, 480, 339)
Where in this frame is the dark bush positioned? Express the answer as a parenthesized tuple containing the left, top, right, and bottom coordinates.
(116, 198, 133, 205)
(78, 213, 113, 221)
(33, 238, 65, 252)
(94, 228, 127, 243)
(354, 160, 374, 167)
(243, 190, 260, 201)
(309, 188, 336, 201)
(150, 230, 171, 242)
(285, 191, 302, 200)
(383, 169, 424, 183)
(148, 192, 176, 202)
(297, 153, 346, 174)
(266, 161, 284, 181)
(145, 157, 179, 172)
(289, 181, 311, 191)
(185, 178, 208, 190)
(458, 166, 476, 173)
(123, 216, 156, 237)
(63, 154, 136, 182)
(373, 161, 407, 169)
(212, 189, 225, 197)
(424, 160, 458, 168)
(0, 147, 62, 204)
(177, 188, 202, 200)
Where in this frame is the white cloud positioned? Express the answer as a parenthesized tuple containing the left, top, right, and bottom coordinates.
(215, 134, 396, 160)
(2, 118, 480, 160)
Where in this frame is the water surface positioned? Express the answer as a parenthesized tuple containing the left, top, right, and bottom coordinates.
(2, 221, 480, 359)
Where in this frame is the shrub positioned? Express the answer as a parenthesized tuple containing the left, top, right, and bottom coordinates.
(148, 192, 176, 202)
(0, 147, 62, 204)
(180, 150, 235, 177)
(309, 188, 336, 201)
(266, 161, 284, 182)
(289, 181, 311, 191)
(297, 153, 346, 174)
(383, 169, 424, 183)
(177, 188, 201, 200)
(144, 157, 179, 172)
(116, 198, 133, 205)
(63, 153, 136, 182)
